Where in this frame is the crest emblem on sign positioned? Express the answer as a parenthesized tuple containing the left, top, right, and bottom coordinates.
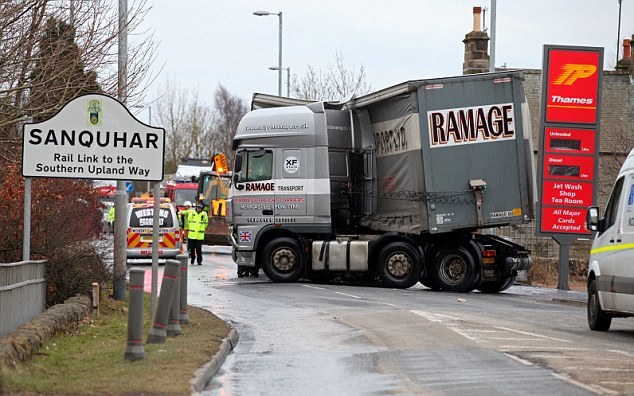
(87, 99, 102, 126)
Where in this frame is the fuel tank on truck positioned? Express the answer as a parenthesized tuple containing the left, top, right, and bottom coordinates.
(348, 71, 535, 234)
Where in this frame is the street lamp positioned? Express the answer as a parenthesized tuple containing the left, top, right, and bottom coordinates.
(269, 66, 290, 97)
(254, 10, 283, 96)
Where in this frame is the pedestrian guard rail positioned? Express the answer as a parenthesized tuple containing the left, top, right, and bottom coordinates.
(0, 260, 47, 338)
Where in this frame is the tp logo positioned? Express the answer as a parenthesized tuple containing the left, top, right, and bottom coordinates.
(552, 64, 597, 85)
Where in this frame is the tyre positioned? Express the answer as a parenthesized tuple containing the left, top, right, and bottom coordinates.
(419, 273, 442, 291)
(588, 279, 612, 331)
(376, 242, 422, 289)
(476, 276, 516, 294)
(261, 238, 305, 282)
(431, 246, 479, 292)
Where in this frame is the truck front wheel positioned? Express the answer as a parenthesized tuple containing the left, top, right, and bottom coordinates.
(261, 238, 305, 282)
(431, 247, 479, 292)
(588, 279, 612, 331)
(376, 242, 422, 289)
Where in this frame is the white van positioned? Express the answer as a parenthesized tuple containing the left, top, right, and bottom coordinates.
(586, 148, 634, 331)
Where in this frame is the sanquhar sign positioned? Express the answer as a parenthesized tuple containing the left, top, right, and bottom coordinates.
(22, 93, 165, 181)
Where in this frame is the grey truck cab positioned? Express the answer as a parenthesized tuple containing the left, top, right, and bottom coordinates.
(586, 148, 634, 330)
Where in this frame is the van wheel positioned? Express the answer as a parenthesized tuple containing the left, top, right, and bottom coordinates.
(476, 276, 515, 293)
(261, 238, 304, 283)
(431, 246, 479, 293)
(588, 279, 612, 331)
(376, 242, 422, 289)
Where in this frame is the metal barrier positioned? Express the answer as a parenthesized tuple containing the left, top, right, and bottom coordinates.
(0, 260, 47, 339)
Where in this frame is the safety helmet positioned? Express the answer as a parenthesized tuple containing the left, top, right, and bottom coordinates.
(184, 201, 192, 207)
(196, 203, 204, 210)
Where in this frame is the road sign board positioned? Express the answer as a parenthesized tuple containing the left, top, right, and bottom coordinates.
(21, 93, 165, 181)
(125, 181, 134, 193)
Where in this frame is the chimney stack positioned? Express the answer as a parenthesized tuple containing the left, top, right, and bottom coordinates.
(463, 6, 490, 75)
(616, 38, 631, 71)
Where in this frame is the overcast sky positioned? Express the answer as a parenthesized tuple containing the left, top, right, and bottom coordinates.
(135, 0, 632, 119)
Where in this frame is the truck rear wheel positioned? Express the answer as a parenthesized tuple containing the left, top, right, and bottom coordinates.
(261, 238, 305, 282)
(431, 246, 479, 292)
(588, 279, 612, 331)
(376, 242, 422, 289)
(476, 276, 515, 293)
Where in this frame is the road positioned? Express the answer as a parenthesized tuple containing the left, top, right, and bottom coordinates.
(145, 246, 634, 396)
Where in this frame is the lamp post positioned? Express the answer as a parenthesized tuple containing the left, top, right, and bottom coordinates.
(269, 66, 290, 97)
(254, 10, 283, 96)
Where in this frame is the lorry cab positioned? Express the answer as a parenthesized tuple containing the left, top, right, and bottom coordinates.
(586, 148, 634, 330)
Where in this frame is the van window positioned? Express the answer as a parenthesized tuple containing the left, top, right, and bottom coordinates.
(129, 207, 175, 228)
(603, 176, 625, 233)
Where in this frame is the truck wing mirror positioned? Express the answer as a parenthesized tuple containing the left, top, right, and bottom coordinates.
(233, 173, 244, 190)
(586, 206, 600, 232)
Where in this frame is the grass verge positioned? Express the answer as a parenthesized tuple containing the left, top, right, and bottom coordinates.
(0, 292, 230, 395)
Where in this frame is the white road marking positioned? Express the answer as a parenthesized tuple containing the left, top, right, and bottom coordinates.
(379, 302, 399, 307)
(448, 326, 486, 342)
(334, 291, 363, 299)
(491, 326, 571, 342)
(410, 310, 443, 322)
(301, 284, 325, 290)
(551, 372, 618, 395)
(503, 353, 533, 366)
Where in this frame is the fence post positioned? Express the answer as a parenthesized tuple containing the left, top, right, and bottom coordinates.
(147, 259, 179, 344)
(125, 268, 145, 361)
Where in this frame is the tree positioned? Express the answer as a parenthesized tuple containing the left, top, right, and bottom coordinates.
(154, 83, 247, 172)
(210, 84, 248, 162)
(0, 0, 156, 161)
(290, 52, 371, 101)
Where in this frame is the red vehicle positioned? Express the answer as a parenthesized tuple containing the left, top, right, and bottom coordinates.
(165, 179, 198, 211)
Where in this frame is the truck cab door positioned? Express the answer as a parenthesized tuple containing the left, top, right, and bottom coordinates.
(274, 149, 308, 224)
(612, 174, 634, 313)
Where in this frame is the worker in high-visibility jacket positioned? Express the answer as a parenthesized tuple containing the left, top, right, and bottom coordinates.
(179, 201, 193, 242)
(106, 205, 115, 233)
(187, 203, 208, 265)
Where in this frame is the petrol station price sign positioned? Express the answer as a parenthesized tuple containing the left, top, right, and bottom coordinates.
(537, 45, 603, 236)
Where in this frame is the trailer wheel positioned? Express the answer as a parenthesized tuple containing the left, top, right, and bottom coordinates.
(261, 238, 304, 283)
(431, 247, 478, 292)
(376, 242, 422, 289)
(588, 279, 612, 331)
(476, 276, 515, 293)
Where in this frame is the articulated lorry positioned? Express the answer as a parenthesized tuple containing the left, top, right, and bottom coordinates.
(226, 71, 535, 292)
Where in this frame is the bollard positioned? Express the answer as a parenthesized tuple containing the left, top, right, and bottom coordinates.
(147, 259, 180, 343)
(92, 282, 100, 318)
(166, 264, 181, 337)
(124, 269, 145, 361)
(177, 253, 190, 324)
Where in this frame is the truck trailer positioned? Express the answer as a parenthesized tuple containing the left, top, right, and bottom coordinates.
(226, 71, 535, 292)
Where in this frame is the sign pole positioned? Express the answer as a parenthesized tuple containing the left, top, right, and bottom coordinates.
(113, 0, 129, 301)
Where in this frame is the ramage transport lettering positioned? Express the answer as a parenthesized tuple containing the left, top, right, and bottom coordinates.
(428, 103, 515, 147)
(22, 93, 165, 181)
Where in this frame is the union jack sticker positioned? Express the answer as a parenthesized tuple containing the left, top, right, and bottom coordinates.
(239, 230, 252, 242)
